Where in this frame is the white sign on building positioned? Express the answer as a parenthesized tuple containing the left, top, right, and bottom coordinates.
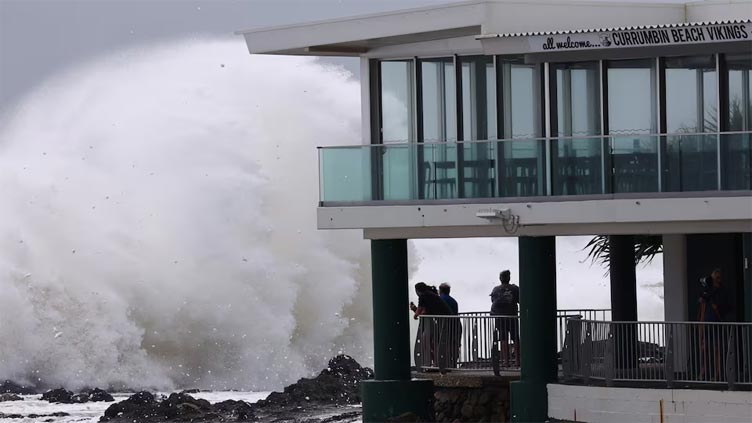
(529, 23, 751, 52)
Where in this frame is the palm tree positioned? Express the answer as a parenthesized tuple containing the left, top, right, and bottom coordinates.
(586, 97, 748, 272)
(584, 235, 663, 274)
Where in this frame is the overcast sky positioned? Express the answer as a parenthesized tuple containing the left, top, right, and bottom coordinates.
(0, 0, 443, 109)
(0, 0, 667, 319)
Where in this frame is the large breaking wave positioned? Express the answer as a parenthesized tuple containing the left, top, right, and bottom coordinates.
(0, 38, 374, 392)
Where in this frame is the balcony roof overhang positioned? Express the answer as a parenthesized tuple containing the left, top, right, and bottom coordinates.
(237, 0, 752, 58)
(235, 1, 487, 57)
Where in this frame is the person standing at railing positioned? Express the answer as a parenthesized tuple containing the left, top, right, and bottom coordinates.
(491, 270, 520, 368)
(439, 283, 461, 369)
(410, 282, 452, 372)
(438, 283, 459, 315)
(698, 269, 733, 381)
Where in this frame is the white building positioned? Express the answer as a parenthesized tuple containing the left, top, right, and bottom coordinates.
(240, 1, 752, 421)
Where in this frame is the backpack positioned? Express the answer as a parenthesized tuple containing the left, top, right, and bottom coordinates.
(492, 285, 516, 315)
(496, 285, 515, 305)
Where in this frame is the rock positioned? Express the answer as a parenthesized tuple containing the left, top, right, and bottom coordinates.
(100, 391, 249, 422)
(386, 412, 422, 422)
(41, 388, 74, 403)
(0, 380, 36, 395)
(478, 391, 490, 405)
(0, 412, 70, 419)
(84, 388, 115, 402)
(461, 403, 474, 418)
(213, 399, 256, 421)
(101, 391, 157, 421)
(257, 354, 373, 408)
(71, 393, 90, 403)
(0, 393, 23, 402)
(100, 355, 373, 422)
(179, 388, 200, 394)
(29, 412, 70, 418)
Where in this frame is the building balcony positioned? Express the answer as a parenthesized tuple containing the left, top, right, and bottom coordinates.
(319, 131, 752, 204)
(317, 132, 752, 237)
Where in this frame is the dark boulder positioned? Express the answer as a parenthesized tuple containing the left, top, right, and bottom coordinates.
(213, 399, 256, 421)
(41, 388, 74, 403)
(258, 354, 373, 408)
(84, 388, 115, 402)
(71, 393, 90, 403)
(0, 393, 23, 402)
(0, 380, 36, 395)
(161, 393, 211, 419)
(28, 412, 70, 418)
(100, 391, 233, 422)
(101, 391, 157, 421)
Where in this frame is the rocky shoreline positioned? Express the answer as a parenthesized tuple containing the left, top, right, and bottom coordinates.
(100, 355, 371, 422)
(0, 355, 373, 423)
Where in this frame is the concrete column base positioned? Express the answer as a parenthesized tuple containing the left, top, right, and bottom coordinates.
(510, 380, 548, 423)
(361, 379, 434, 422)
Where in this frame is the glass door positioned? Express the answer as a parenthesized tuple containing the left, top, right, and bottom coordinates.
(550, 61, 602, 195)
(420, 58, 457, 199)
(607, 59, 659, 193)
(498, 57, 544, 197)
(379, 60, 416, 200)
(458, 55, 495, 198)
(663, 55, 718, 192)
(723, 53, 752, 190)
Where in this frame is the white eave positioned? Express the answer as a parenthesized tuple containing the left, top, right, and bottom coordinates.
(236, 0, 752, 57)
(477, 19, 752, 39)
(235, 0, 487, 56)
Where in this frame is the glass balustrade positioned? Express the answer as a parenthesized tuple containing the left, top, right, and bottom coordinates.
(318, 132, 752, 203)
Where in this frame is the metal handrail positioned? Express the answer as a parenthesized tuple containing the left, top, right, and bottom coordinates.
(562, 319, 752, 389)
(416, 314, 520, 374)
(416, 310, 611, 374)
(318, 131, 752, 149)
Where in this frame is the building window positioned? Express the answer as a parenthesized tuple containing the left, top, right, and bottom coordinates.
(420, 58, 456, 142)
(723, 52, 752, 190)
(497, 57, 544, 197)
(663, 55, 718, 192)
(607, 59, 659, 193)
(458, 56, 496, 198)
(419, 57, 457, 199)
(550, 61, 602, 195)
(380, 60, 414, 143)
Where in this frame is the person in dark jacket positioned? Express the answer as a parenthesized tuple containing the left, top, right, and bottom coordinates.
(490, 270, 520, 367)
(698, 269, 732, 380)
(439, 283, 461, 368)
(410, 282, 451, 371)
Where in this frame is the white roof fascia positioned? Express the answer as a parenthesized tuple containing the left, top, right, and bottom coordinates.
(237, 0, 488, 56)
(363, 35, 484, 59)
(685, 0, 752, 22)
(482, 1, 686, 36)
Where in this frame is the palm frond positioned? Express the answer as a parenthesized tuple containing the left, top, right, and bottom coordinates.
(584, 235, 663, 275)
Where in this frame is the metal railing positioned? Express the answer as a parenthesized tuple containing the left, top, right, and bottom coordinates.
(415, 309, 610, 374)
(416, 314, 520, 373)
(562, 319, 752, 389)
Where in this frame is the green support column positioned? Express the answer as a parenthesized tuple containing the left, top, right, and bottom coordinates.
(744, 233, 752, 323)
(511, 236, 557, 423)
(609, 235, 638, 370)
(361, 239, 433, 422)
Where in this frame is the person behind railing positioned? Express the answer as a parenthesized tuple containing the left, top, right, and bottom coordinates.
(698, 268, 733, 381)
(410, 282, 452, 372)
(490, 270, 520, 367)
(439, 282, 461, 368)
